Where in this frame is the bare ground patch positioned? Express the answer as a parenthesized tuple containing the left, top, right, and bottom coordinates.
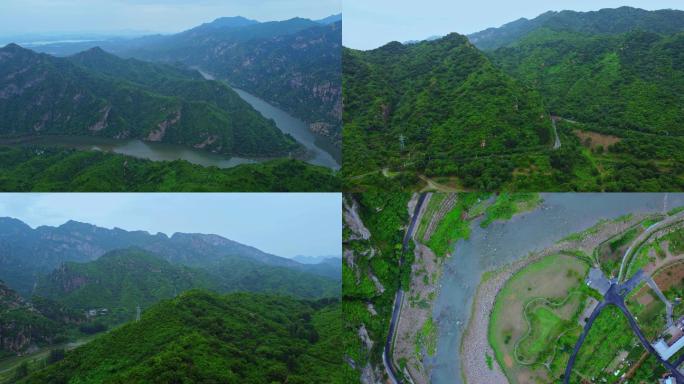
(573, 129, 621, 150)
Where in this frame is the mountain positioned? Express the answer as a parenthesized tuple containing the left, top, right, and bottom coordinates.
(490, 28, 684, 136)
(30, 17, 343, 146)
(0, 217, 339, 299)
(0, 146, 340, 192)
(316, 14, 342, 25)
(0, 44, 299, 157)
(189, 16, 259, 32)
(19, 291, 342, 383)
(343, 33, 550, 188)
(468, 6, 684, 50)
(0, 281, 64, 356)
(474, 8, 684, 191)
(292, 255, 340, 264)
(33, 249, 218, 324)
(119, 18, 343, 146)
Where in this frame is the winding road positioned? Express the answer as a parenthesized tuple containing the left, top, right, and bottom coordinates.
(551, 117, 561, 150)
(384, 194, 428, 384)
(562, 270, 684, 383)
(564, 211, 684, 384)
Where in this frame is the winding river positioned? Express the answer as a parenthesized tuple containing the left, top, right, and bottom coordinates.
(426, 193, 684, 384)
(197, 69, 340, 169)
(4, 73, 340, 170)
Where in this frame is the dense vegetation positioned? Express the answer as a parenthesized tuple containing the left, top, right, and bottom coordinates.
(0, 44, 298, 157)
(0, 216, 339, 300)
(344, 7, 684, 191)
(19, 291, 342, 383)
(342, 193, 412, 383)
(0, 282, 66, 356)
(343, 34, 550, 190)
(34, 16, 342, 146)
(0, 146, 340, 192)
(469, 6, 684, 51)
(34, 249, 217, 325)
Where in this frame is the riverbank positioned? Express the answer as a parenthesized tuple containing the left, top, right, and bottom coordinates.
(460, 213, 650, 384)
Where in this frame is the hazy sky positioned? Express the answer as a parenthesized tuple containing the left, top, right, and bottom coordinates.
(345, 0, 684, 50)
(0, 193, 341, 258)
(0, 0, 340, 36)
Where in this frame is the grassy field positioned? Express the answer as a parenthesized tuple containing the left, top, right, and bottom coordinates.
(425, 193, 484, 257)
(626, 285, 667, 341)
(598, 226, 640, 277)
(489, 254, 589, 384)
(480, 193, 541, 228)
(570, 306, 643, 384)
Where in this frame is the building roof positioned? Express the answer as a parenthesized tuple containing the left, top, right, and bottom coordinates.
(653, 336, 684, 360)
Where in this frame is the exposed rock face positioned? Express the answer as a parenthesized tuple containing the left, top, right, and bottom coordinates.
(50, 264, 90, 293)
(147, 110, 181, 141)
(89, 105, 111, 132)
(0, 217, 310, 297)
(0, 280, 55, 355)
(343, 197, 371, 241)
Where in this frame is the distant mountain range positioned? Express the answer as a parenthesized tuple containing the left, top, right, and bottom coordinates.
(28, 15, 343, 146)
(292, 255, 341, 264)
(0, 217, 340, 298)
(468, 6, 684, 50)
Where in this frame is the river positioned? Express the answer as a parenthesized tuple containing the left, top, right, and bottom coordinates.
(426, 193, 684, 384)
(5, 75, 340, 170)
(197, 69, 340, 169)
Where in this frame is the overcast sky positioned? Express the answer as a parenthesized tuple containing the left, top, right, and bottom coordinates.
(0, 193, 341, 259)
(345, 0, 684, 50)
(0, 0, 340, 36)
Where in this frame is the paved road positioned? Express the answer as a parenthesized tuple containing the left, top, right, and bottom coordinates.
(551, 117, 561, 150)
(384, 194, 428, 384)
(564, 270, 684, 383)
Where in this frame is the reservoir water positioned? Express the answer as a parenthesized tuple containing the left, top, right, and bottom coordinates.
(8, 136, 258, 169)
(5, 74, 340, 170)
(197, 69, 340, 169)
(427, 193, 684, 384)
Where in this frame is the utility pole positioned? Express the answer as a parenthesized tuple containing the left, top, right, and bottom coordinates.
(136, 305, 141, 322)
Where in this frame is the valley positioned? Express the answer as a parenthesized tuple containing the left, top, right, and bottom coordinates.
(0, 13, 341, 191)
(0, 212, 341, 382)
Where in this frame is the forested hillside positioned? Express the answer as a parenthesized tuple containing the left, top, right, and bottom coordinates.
(342, 193, 412, 382)
(0, 146, 340, 192)
(34, 249, 218, 324)
(343, 7, 684, 191)
(32, 16, 343, 146)
(469, 6, 684, 50)
(0, 44, 298, 157)
(0, 216, 340, 298)
(343, 34, 550, 190)
(0, 281, 66, 357)
(19, 291, 342, 384)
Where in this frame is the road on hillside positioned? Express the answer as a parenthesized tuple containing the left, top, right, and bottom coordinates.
(384, 193, 428, 384)
(551, 116, 561, 150)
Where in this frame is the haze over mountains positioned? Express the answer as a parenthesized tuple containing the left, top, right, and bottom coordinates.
(0, 44, 297, 157)
(28, 14, 343, 146)
(0, 217, 340, 297)
(344, 6, 684, 192)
